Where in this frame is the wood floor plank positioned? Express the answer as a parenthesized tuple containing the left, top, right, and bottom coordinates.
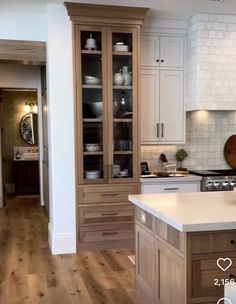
(0, 196, 139, 304)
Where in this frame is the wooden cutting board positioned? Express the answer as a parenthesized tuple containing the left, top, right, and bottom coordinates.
(224, 135, 236, 168)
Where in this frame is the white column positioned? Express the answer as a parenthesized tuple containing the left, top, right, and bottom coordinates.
(46, 4, 76, 254)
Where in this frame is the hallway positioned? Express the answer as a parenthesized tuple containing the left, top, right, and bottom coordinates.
(0, 196, 139, 304)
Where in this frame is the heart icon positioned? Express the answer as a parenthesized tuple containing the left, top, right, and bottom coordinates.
(217, 298, 232, 304)
(217, 258, 232, 272)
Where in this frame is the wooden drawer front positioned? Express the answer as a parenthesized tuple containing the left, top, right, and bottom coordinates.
(135, 207, 154, 231)
(79, 184, 139, 204)
(79, 224, 134, 243)
(192, 257, 236, 298)
(79, 205, 134, 224)
(191, 231, 236, 254)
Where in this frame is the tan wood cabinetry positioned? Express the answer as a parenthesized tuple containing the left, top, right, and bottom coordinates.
(135, 206, 236, 304)
(66, 3, 148, 251)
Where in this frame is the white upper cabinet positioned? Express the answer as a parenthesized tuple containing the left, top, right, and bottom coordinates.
(159, 36, 184, 68)
(159, 70, 184, 143)
(141, 35, 159, 67)
(141, 34, 184, 69)
(140, 70, 159, 142)
(140, 69, 184, 144)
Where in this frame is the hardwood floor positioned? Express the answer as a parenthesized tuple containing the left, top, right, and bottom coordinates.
(0, 196, 140, 304)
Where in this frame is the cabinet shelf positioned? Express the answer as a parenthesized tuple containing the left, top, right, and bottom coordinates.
(114, 151, 133, 155)
(83, 151, 103, 155)
(82, 84, 102, 89)
(113, 118, 132, 123)
(113, 51, 132, 56)
(82, 50, 102, 55)
(113, 85, 132, 90)
(83, 118, 103, 122)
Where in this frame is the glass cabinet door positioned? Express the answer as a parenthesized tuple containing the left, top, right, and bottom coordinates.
(109, 28, 138, 181)
(77, 27, 107, 183)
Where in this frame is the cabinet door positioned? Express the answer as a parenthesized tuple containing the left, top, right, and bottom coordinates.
(160, 36, 184, 68)
(155, 239, 185, 304)
(140, 69, 159, 143)
(141, 35, 159, 67)
(159, 70, 184, 143)
(108, 27, 139, 182)
(75, 26, 108, 184)
(135, 223, 154, 304)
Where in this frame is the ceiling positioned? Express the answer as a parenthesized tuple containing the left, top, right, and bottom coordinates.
(2, 0, 236, 18)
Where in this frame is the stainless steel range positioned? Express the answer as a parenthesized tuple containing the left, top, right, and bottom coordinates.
(189, 170, 236, 191)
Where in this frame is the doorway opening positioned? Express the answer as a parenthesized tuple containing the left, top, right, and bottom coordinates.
(0, 88, 40, 206)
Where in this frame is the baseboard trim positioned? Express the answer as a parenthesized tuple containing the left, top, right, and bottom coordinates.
(48, 223, 76, 255)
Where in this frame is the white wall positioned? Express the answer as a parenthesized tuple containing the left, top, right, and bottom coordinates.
(46, 4, 76, 254)
(0, 11, 46, 41)
(0, 64, 42, 207)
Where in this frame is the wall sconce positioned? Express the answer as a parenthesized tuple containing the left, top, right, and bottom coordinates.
(24, 102, 38, 113)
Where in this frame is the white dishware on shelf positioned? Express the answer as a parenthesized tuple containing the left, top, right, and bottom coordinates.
(113, 72, 124, 86)
(113, 164, 121, 176)
(120, 66, 132, 85)
(85, 170, 101, 179)
(85, 75, 100, 85)
(85, 33, 97, 49)
(113, 42, 129, 52)
(119, 169, 129, 176)
(89, 101, 103, 117)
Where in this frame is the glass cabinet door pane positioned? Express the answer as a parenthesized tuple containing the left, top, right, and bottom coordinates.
(80, 29, 105, 181)
(111, 31, 134, 179)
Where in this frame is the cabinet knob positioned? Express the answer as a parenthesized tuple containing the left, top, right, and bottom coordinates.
(156, 59, 159, 62)
(161, 59, 164, 63)
(230, 240, 236, 244)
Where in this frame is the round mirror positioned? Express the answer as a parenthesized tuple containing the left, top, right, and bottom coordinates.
(20, 112, 38, 145)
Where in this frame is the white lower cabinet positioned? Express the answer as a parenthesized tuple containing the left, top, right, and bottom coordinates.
(140, 69, 184, 144)
(141, 180, 200, 194)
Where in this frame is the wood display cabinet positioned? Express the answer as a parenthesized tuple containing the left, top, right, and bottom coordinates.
(66, 3, 148, 251)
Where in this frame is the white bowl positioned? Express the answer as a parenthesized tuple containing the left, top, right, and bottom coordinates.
(89, 102, 103, 117)
(85, 76, 100, 85)
(85, 170, 101, 179)
(113, 44, 129, 52)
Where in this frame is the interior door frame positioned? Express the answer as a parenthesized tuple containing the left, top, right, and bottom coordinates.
(0, 39, 46, 208)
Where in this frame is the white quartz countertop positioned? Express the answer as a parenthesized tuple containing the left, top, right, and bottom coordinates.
(141, 174, 201, 183)
(129, 191, 236, 232)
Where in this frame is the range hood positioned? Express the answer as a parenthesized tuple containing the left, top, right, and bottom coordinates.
(186, 13, 236, 111)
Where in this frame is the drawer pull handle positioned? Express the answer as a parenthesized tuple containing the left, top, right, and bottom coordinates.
(102, 232, 118, 236)
(101, 213, 118, 216)
(102, 193, 118, 197)
(164, 188, 180, 191)
(230, 274, 235, 278)
(230, 240, 236, 244)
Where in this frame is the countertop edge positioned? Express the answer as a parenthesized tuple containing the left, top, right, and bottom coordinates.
(141, 174, 202, 183)
(129, 194, 236, 233)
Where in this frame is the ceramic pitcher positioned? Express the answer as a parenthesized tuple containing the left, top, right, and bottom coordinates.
(120, 66, 131, 85)
(114, 71, 124, 85)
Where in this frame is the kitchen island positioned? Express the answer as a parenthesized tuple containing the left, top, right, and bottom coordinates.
(129, 192, 236, 304)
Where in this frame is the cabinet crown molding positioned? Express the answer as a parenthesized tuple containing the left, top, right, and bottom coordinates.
(65, 2, 149, 24)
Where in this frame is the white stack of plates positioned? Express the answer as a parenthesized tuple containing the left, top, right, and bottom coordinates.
(85, 170, 101, 179)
